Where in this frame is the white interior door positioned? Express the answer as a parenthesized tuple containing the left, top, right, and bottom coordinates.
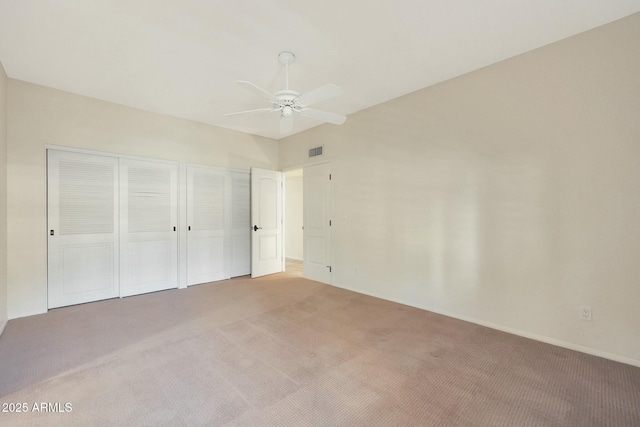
(120, 159, 178, 297)
(187, 166, 229, 285)
(47, 150, 119, 308)
(230, 171, 251, 277)
(251, 168, 283, 278)
(303, 163, 332, 284)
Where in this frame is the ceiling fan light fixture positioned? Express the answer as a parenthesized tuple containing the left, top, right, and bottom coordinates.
(282, 105, 293, 117)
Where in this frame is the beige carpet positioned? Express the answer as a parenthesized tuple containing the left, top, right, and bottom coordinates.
(1, 273, 639, 426)
(285, 258, 303, 277)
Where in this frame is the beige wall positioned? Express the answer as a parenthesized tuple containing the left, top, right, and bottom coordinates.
(284, 171, 304, 260)
(280, 14, 640, 365)
(7, 80, 278, 319)
(0, 61, 7, 332)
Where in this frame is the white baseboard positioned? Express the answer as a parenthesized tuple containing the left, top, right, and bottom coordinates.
(0, 319, 7, 337)
(332, 282, 640, 368)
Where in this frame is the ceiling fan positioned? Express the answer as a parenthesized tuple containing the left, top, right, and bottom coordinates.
(225, 51, 347, 134)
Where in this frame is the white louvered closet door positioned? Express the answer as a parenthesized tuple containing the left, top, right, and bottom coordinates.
(120, 159, 178, 297)
(186, 166, 229, 285)
(230, 171, 251, 277)
(47, 150, 119, 308)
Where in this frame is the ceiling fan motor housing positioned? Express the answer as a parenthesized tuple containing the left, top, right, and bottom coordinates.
(275, 89, 300, 102)
(274, 89, 302, 116)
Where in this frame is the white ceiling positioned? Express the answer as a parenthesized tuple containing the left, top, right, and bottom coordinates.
(1, 1, 639, 140)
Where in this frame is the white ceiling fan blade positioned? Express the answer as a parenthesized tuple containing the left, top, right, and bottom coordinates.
(296, 83, 342, 106)
(280, 115, 293, 134)
(224, 107, 273, 117)
(300, 108, 347, 125)
(234, 80, 278, 102)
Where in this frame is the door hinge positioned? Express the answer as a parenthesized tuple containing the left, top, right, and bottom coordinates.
(329, 174, 332, 180)
(329, 220, 332, 226)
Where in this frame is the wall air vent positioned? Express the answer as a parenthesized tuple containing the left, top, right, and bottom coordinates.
(309, 146, 323, 158)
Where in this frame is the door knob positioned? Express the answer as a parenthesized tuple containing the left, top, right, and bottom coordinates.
(253, 225, 262, 231)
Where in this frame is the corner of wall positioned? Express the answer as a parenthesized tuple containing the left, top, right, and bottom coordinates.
(276, 14, 640, 365)
(0, 59, 8, 334)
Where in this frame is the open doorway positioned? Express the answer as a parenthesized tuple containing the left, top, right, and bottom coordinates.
(284, 169, 304, 276)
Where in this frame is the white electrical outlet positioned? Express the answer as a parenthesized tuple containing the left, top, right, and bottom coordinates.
(580, 306, 592, 321)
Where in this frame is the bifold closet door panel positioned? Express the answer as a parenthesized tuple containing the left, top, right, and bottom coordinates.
(187, 166, 229, 285)
(230, 171, 251, 277)
(47, 150, 120, 309)
(120, 159, 178, 297)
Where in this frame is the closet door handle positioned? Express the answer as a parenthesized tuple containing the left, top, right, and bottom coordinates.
(253, 225, 262, 231)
